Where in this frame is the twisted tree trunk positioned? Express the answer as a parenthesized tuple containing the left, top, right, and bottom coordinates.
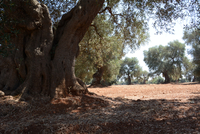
(163, 71, 170, 83)
(90, 67, 104, 86)
(0, 0, 104, 100)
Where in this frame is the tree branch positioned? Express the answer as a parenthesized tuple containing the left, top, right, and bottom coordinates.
(99, 6, 110, 13)
(99, 6, 125, 18)
(90, 24, 103, 39)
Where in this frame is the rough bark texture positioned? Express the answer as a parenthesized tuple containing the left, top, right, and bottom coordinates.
(163, 71, 170, 83)
(9, 1, 54, 100)
(0, 56, 19, 91)
(0, 0, 105, 100)
(127, 71, 132, 85)
(51, 0, 104, 97)
(193, 76, 196, 82)
(90, 67, 104, 86)
(1, 1, 53, 99)
(143, 79, 146, 84)
(127, 75, 132, 85)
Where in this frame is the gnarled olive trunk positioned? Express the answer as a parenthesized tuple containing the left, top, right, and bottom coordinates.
(143, 79, 146, 84)
(9, 2, 54, 99)
(90, 67, 104, 86)
(192, 76, 196, 82)
(0, 0, 104, 100)
(127, 71, 131, 85)
(163, 71, 170, 83)
(0, 56, 19, 91)
(127, 76, 131, 85)
(51, 0, 104, 97)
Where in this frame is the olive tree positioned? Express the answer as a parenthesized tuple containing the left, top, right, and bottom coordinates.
(0, 0, 199, 100)
(144, 40, 186, 83)
(183, 28, 200, 81)
(118, 57, 142, 85)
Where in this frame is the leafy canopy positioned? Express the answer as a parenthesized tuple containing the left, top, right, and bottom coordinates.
(144, 40, 186, 81)
(182, 56, 195, 81)
(118, 57, 142, 84)
(75, 15, 123, 83)
(183, 28, 200, 77)
(1, 0, 199, 56)
(75, 0, 151, 83)
(137, 70, 149, 84)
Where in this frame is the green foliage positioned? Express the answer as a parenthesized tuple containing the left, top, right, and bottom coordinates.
(137, 70, 149, 84)
(148, 76, 164, 84)
(1, 0, 198, 55)
(183, 28, 200, 77)
(1, 0, 199, 68)
(75, 15, 123, 84)
(118, 57, 142, 84)
(122, 0, 199, 33)
(144, 40, 186, 82)
(182, 57, 195, 81)
(38, 0, 77, 23)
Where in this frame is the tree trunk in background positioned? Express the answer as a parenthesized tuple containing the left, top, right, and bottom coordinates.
(90, 67, 104, 86)
(0, 0, 105, 100)
(127, 76, 131, 85)
(192, 76, 196, 82)
(143, 79, 146, 84)
(127, 71, 131, 85)
(163, 71, 170, 83)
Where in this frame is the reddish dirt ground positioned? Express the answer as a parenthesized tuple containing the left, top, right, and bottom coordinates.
(0, 82, 200, 134)
(89, 83, 200, 102)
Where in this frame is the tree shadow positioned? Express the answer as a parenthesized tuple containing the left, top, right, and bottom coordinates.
(88, 84, 112, 88)
(0, 94, 200, 133)
(189, 96, 200, 102)
(178, 82, 200, 85)
(191, 92, 200, 94)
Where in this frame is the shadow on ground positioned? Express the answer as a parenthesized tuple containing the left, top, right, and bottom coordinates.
(0, 93, 200, 134)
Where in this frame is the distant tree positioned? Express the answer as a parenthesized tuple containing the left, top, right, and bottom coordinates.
(183, 28, 200, 81)
(139, 70, 149, 84)
(130, 66, 142, 84)
(118, 57, 141, 85)
(144, 40, 186, 83)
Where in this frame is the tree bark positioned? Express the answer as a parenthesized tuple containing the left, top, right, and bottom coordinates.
(90, 67, 104, 86)
(127, 71, 132, 85)
(0, 56, 19, 91)
(192, 76, 196, 82)
(1, 0, 105, 100)
(143, 79, 146, 84)
(9, 1, 54, 100)
(163, 71, 170, 83)
(51, 0, 104, 97)
(127, 75, 132, 85)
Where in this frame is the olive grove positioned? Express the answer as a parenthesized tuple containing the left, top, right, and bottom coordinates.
(0, 0, 199, 100)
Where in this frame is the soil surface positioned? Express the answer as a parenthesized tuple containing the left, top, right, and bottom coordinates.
(0, 82, 200, 134)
